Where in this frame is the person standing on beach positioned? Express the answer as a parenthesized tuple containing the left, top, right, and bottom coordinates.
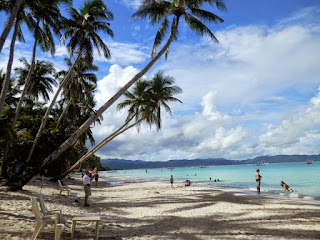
(170, 175, 174, 187)
(83, 170, 96, 207)
(95, 172, 99, 186)
(255, 169, 262, 193)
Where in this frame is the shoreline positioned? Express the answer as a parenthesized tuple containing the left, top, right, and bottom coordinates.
(101, 170, 320, 203)
(1, 173, 320, 239)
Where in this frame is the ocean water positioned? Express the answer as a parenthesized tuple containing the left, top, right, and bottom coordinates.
(101, 162, 320, 200)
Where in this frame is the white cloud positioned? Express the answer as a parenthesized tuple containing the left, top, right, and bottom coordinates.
(94, 41, 149, 66)
(259, 87, 320, 147)
(118, 0, 142, 9)
(196, 126, 248, 152)
(94, 64, 139, 107)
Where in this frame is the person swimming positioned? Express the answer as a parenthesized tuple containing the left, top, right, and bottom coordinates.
(280, 181, 293, 192)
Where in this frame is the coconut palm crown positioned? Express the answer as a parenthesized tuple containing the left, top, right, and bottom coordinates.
(131, 0, 226, 59)
(60, 0, 114, 64)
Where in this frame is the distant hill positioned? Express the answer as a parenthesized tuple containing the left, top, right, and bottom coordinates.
(101, 154, 320, 170)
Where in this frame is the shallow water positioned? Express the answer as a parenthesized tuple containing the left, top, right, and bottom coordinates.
(101, 161, 320, 200)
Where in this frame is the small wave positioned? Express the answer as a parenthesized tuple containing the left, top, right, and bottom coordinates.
(303, 196, 316, 201)
(289, 192, 300, 198)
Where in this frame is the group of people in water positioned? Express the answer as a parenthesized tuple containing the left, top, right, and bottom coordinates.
(255, 169, 293, 193)
(170, 169, 294, 194)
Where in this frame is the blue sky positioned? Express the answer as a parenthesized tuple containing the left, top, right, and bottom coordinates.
(1, 0, 320, 161)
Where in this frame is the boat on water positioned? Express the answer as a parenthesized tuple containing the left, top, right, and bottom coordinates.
(256, 161, 269, 166)
(305, 160, 312, 164)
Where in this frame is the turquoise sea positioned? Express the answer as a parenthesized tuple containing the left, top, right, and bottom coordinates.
(101, 161, 320, 200)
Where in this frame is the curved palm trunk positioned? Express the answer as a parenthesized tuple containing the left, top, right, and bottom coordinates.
(0, 19, 19, 116)
(0, 0, 23, 53)
(52, 117, 143, 181)
(3, 18, 180, 190)
(26, 53, 82, 165)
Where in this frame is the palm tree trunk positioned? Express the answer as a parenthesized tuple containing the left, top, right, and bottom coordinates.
(56, 99, 72, 128)
(0, 144, 10, 178)
(52, 117, 143, 181)
(0, 19, 19, 116)
(26, 53, 82, 165)
(0, 0, 23, 53)
(40, 17, 180, 169)
(12, 33, 39, 129)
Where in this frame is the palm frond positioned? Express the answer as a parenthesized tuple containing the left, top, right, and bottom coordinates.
(152, 18, 169, 58)
(184, 13, 219, 42)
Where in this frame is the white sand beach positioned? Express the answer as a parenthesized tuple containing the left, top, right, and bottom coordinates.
(1, 173, 320, 240)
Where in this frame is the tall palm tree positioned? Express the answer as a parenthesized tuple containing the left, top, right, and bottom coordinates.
(12, 0, 71, 129)
(26, 0, 113, 165)
(38, 0, 225, 173)
(0, 0, 23, 53)
(54, 73, 182, 180)
(0, 0, 29, 116)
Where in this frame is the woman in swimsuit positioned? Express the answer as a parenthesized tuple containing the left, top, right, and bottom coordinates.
(255, 169, 262, 192)
(280, 181, 293, 192)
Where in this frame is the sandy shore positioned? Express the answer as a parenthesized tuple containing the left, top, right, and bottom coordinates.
(1, 173, 320, 240)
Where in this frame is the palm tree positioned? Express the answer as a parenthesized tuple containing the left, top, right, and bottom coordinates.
(0, 0, 23, 53)
(26, 0, 113, 165)
(12, 0, 70, 129)
(38, 0, 225, 172)
(54, 72, 182, 180)
(15, 58, 57, 102)
(148, 71, 182, 129)
(0, 0, 29, 116)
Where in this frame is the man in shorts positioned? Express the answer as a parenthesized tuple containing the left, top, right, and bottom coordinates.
(83, 170, 96, 207)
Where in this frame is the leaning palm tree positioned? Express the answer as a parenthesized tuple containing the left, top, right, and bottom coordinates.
(39, 0, 225, 169)
(53, 72, 182, 180)
(26, 0, 113, 165)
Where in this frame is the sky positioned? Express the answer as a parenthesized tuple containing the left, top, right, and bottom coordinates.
(1, 0, 320, 161)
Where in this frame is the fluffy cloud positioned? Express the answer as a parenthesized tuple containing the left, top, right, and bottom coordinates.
(94, 41, 149, 66)
(118, 0, 141, 9)
(259, 88, 320, 147)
